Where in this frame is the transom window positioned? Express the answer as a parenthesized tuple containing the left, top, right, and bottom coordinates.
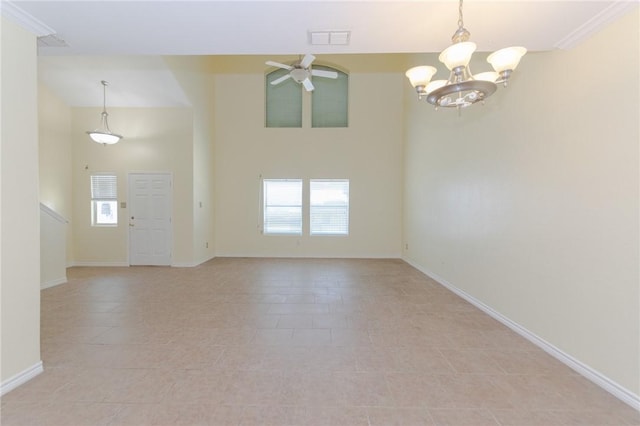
(265, 64, 348, 128)
(311, 66, 348, 128)
(265, 69, 303, 128)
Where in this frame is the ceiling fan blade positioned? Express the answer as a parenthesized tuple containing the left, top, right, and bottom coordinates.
(270, 74, 291, 85)
(266, 61, 293, 71)
(300, 54, 315, 69)
(301, 78, 314, 92)
(311, 69, 338, 79)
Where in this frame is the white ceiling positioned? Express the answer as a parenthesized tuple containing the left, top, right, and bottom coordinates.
(4, 0, 637, 107)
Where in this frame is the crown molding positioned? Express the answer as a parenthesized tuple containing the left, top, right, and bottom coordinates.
(0, 0, 55, 36)
(555, 1, 638, 50)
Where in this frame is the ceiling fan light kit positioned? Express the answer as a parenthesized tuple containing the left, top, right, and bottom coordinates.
(406, 0, 526, 110)
(86, 80, 123, 145)
(266, 54, 338, 92)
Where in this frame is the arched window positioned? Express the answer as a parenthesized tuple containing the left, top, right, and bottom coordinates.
(265, 68, 302, 128)
(265, 64, 348, 128)
(311, 65, 348, 128)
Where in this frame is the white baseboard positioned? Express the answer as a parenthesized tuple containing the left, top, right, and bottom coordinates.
(212, 253, 403, 259)
(41, 276, 67, 290)
(69, 261, 129, 267)
(171, 262, 200, 267)
(1, 361, 43, 396)
(173, 254, 216, 268)
(404, 257, 640, 412)
(69, 260, 216, 268)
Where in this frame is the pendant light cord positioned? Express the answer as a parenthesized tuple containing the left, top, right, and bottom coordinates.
(101, 80, 108, 113)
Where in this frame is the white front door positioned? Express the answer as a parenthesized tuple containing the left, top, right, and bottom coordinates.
(128, 173, 172, 266)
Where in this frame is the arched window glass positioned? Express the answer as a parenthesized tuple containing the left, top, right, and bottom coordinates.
(311, 66, 348, 128)
(265, 68, 302, 128)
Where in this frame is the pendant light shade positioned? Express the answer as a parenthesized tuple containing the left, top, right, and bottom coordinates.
(86, 80, 123, 145)
(487, 46, 527, 73)
(439, 41, 476, 70)
(405, 66, 438, 90)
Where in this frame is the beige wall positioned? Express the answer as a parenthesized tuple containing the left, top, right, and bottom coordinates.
(71, 107, 195, 266)
(403, 9, 639, 397)
(164, 56, 216, 265)
(213, 56, 404, 257)
(40, 204, 67, 288)
(1, 18, 42, 384)
(39, 83, 72, 264)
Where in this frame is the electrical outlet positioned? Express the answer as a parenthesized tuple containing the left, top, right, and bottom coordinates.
(205, 242, 209, 248)
(405, 243, 409, 250)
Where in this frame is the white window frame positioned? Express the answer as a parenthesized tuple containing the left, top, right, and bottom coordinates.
(90, 174, 118, 227)
(309, 179, 350, 236)
(262, 178, 303, 235)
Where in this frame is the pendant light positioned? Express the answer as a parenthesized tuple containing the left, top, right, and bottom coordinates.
(86, 80, 123, 145)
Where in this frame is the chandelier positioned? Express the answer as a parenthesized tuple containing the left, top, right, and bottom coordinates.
(86, 80, 123, 145)
(405, 0, 526, 110)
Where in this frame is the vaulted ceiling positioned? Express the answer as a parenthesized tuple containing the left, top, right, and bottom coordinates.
(3, 1, 637, 107)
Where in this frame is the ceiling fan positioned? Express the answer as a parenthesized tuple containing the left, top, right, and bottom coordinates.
(266, 54, 338, 92)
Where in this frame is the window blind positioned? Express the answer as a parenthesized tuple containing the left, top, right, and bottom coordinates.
(266, 69, 302, 128)
(91, 175, 117, 199)
(310, 179, 349, 235)
(90, 174, 118, 226)
(312, 66, 348, 128)
(263, 179, 303, 234)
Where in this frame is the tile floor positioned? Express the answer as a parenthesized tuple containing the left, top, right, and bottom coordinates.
(1, 258, 638, 426)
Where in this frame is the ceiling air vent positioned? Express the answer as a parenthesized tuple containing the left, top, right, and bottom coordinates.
(309, 31, 351, 46)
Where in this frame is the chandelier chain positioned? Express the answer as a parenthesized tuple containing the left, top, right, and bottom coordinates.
(457, 0, 464, 29)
